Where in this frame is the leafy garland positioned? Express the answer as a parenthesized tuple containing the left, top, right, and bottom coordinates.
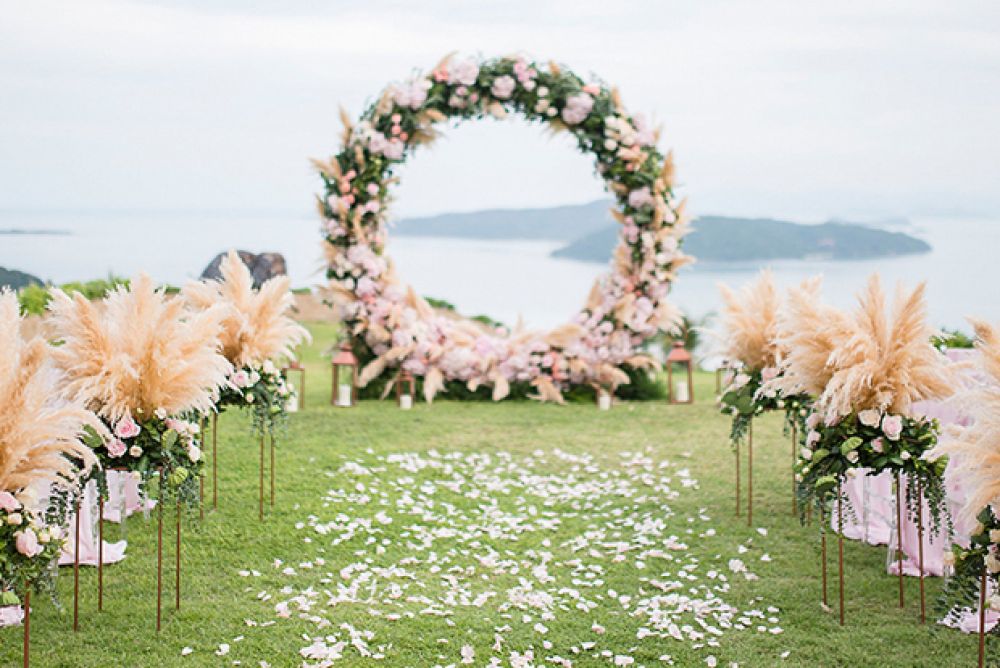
(318, 54, 689, 400)
(0, 491, 68, 605)
(795, 410, 949, 533)
(718, 366, 811, 446)
(215, 361, 295, 438)
(84, 412, 205, 508)
(938, 508, 1000, 658)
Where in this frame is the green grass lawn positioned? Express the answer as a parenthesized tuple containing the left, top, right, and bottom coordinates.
(0, 322, 976, 666)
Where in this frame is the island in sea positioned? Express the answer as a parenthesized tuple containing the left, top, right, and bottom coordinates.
(393, 200, 931, 263)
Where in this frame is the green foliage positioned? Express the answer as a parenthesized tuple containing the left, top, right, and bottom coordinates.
(16, 275, 130, 315)
(932, 328, 975, 350)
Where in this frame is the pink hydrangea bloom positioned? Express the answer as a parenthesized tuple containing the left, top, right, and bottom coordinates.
(15, 529, 42, 558)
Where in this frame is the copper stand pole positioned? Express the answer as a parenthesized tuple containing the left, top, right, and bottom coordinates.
(258, 432, 265, 522)
(98, 495, 104, 612)
(979, 567, 988, 668)
(22, 587, 30, 668)
(212, 413, 218, 511)
(821, 505, 828, 607)
(73, 497, 80, 632)
(791, 423, 797, 516)
(199, 415, 206, 521)
(270, 433, 275, 508)
(838, 480, 845, 626)
(747, 420, 754, 527)
(896, 472, 904, 608)
(917, 478, 926, 624)
(175, 501, 181, 611)
(735, 439, 741, 517)
(156, 482, 163, 632)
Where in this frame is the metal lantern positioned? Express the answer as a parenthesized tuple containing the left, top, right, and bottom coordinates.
(282, 360, 306, 411)
(330, 343, 358, 407)
(595, 386, 612, 411)
(666, 341, 694, 404)
(396, 371, 416, 409)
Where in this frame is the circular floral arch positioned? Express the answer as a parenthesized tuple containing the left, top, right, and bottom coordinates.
(317, 54, 692, 402)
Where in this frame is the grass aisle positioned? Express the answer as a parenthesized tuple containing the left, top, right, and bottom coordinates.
(0, 324, 974, 666)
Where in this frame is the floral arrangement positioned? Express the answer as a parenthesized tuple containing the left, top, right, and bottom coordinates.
(182, 250, 309, 434)
(0, 290, 100, 603)
(774, 276, 953, 518)
(316, 54, 690, 403)
(47, 275, 232, 505)
(929, 320, 1000, 635)
(716, 271, 809, 443)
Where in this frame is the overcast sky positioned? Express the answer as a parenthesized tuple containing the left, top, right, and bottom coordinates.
(2, 1, 999, 221)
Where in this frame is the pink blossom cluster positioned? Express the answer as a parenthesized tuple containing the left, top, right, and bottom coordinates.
(560, 93, 594, 125)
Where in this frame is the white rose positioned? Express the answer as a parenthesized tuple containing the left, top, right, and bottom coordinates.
(858, 409, 881, 428)
(188, 445, 202, 463)
(987, 552, 1000, 574)
(129, 445, 143, 458)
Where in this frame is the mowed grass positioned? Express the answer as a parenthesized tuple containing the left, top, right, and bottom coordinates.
(0, 322, 976, 667)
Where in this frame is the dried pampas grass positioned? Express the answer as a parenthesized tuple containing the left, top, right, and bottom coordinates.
(822, 275, 951, 418)
(0, 290, 101, 494)
(48, 274, 233, 423)
(771, 276, 851, 398)
(182, 250, 311, 369)
(717, 269, 781, 371)
(928, 319, 1000, 525)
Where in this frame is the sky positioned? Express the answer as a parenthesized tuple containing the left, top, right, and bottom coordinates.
(2, 1, 1000, 221)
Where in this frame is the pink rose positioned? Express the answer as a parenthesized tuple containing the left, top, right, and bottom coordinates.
(231, 370, 250, 388)
(107, 439, 127, 458)
(882, 414, 904, 441)
(0, 491, 21, 512)
(15, 529, 42, 558)
(872, 437, 884, 453)
(627, 187, 654, 209)
(491, 75, 516, 100)
(761, 367, 779, 382)
(383, 140, 404, 161)
(114, 414, 141, 439)
(448, 59, 480, 86)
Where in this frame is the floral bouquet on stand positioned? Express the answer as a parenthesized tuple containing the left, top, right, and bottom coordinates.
(182, 250, 310, 518)
(0, 289, 100, 629)
(48, 274, 230, 508)
(716, 270, 811, 522)
(929, 319, 1000, 665)
(46, 274, 231, 629)
(775, 275, 953, 624)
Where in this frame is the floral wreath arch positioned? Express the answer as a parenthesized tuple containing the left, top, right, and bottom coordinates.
(317, 54, 693, 402)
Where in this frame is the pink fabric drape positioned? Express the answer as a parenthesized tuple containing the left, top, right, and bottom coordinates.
(58, 480, 127, 567)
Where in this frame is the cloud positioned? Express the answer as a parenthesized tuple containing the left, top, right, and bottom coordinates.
(1, 0, 998, 218)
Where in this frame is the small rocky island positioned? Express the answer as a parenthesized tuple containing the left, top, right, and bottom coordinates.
(395, 201, 931, 263)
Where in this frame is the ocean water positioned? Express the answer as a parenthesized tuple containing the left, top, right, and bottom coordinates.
(2, 210, 997, 331)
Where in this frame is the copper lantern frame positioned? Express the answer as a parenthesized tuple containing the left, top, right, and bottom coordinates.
(666, 341, 694, 404)
(331, 343, 359, 407)
(396, 371, 416, 407)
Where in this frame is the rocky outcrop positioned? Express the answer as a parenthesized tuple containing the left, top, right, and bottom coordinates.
(200, 251, 287, 288)
(0, 266, 43, 291)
